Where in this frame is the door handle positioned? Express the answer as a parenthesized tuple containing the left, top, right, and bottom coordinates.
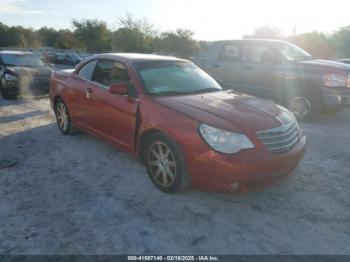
(245, 66, 253, 70)
(85, 87, 93, 98)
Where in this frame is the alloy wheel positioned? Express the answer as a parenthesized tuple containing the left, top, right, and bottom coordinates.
(291, 97, 311, 120)
(148, 141, 177, 187)
(56, 102, 69, 132)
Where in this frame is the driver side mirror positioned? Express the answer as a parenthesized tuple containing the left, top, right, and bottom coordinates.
(109, 83, 128, 95)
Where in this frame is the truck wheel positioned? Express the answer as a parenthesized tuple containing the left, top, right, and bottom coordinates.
(288, 95, 321, 122)
(144, 133, 189, 193)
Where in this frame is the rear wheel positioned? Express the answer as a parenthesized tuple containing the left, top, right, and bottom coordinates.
(54, 99, 79, 135)
(145, 133, 188, 193)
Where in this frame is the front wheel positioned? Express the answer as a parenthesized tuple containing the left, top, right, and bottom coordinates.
(288, 96, 321, 122)
(145, 133, 188, 193)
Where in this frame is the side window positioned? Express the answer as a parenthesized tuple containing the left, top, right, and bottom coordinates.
(248, 45, 276, 63)
(218, 43, 241, 61)
(91, 60, 129, 87)
(78, 60, 97, 80)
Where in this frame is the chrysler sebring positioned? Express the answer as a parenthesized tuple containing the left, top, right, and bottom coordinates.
(49, 53, 306, 194)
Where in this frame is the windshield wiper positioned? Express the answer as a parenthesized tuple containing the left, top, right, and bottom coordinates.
(188, 87, 222, 94)
(152, 91, 189, 96)
(21, 64, 40, 67)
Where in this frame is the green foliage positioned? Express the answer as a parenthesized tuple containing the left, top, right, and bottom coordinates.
(112, 14, 156, 53)
(37, 27, 58, 47)
(0, 23, 39, 47)
(1, 18, 350, 60)
(72, 19, 111, 52)
(291, 31, 335, 59)
(331, 26, 350, 58)
(243, 26, 283, 39)
(111, 15, 199, 57)
(55, 30, 83, 50)
(155, 29, 199, 58)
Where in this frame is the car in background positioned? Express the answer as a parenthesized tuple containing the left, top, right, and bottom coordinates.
(0, 51, 53, 99)
(193, 39, 350, 121)
(78, 53, 91, 60)
(336, 59, 350, 65)
(50, 53, 305, 194)
(63, 53, 82, 66)
(33, 50, 46, 61)
(54, 53, 66, 64)
(44, 52, 56, 64)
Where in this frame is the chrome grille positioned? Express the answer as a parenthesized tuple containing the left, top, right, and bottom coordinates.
(256, 122, 299, 154)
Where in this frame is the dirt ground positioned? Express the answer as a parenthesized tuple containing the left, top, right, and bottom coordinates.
(0, 95, 349, 255)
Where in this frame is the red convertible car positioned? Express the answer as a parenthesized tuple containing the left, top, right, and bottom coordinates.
(50, 53, 306, 194)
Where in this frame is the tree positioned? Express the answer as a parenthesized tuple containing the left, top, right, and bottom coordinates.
(292, 31, 335, 59)
(243, 26, 283, 39)
(112, 14, 156, 53)
(37, 27, 59, 47)
(155, 29, 199, 57)
(55, 30, 82, 50)
(331, 26, 350, 58)
(72, 19, 111, 52)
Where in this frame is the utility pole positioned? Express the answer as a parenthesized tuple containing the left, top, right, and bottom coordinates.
(293, 22, 297, 40)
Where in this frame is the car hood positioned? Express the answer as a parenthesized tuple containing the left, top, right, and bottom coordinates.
(294, 59, 350, 72)
(154, 91, 294, 133)
(6, 66, 52, 77)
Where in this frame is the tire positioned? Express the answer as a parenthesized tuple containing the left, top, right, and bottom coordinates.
(144, 133, 189, 193)
(287, 95, 322, 122)
(54, 99, 80, 135)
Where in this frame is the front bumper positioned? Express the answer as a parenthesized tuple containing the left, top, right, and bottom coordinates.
(322, 87, 350, 108)
(1, 79, 19, 94)
(184, 134, 306, 194)
(1, 76, 50, 95)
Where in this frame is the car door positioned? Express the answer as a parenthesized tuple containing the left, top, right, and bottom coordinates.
(242, 43, 282, 100)
(205, 41, 246, 90)
(84, 59, 138, 152)
(69, 59, 98, 126)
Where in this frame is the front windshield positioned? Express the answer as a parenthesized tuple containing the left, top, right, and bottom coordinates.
(1, 53, 44, 67)
(276, 42, 312, 61)
(135, 61, 222, 95)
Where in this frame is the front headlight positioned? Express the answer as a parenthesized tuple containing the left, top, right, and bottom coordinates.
(199, 124, 254, 154)
(323, 73, 347, 87)
(4, 73, 17, 81)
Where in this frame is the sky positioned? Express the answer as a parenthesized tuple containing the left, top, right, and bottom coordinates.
(0, 0, 350, 40)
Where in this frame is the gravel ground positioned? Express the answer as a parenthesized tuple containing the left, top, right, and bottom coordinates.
(0, 95, 349, 255)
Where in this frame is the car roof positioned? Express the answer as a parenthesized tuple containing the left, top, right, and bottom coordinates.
(92, 53, 187, 63)
(0, 50, 34, 55)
